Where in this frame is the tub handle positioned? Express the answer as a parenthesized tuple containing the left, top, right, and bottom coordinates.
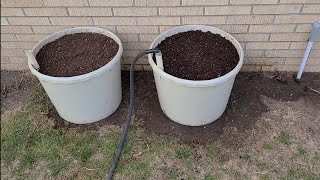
(155, 52, 164, 71)
(25, 50, 40, 70)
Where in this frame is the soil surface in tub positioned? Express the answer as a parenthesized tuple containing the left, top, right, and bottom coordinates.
(157, 30, 239, 80)
(36, 32, 119, 77)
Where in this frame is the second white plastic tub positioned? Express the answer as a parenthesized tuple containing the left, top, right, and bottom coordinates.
(27, 27, 123, 124)
(148, 25, 244, 126)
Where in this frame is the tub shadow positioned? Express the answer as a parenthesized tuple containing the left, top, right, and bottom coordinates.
(135, 72, 319, 147)
(49, 71, 320, 147)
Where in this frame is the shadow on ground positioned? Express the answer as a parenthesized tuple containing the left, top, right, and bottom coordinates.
(1, 71, 37, 112)
(42, 71, 320, 148)
(2, 70, 319, 147)
(2, 70, 319, 179)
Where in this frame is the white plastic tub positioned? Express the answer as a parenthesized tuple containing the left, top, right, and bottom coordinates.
(27, 27, 123, 124)
(148, 25, 244, 126)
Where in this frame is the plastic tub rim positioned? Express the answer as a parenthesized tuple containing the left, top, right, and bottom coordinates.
(28, 27, 123, 84)
(148, 25, 244, 87)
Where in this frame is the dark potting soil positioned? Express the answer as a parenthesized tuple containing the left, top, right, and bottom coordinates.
(156, 30, 239, 80)
(36, 32, 119, 77)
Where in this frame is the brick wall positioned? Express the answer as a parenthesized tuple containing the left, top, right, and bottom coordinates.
(1, 0, 319, 72)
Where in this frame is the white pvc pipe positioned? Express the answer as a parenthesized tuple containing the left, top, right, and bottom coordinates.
(296, 21, 320, 80)
(296, 41, 314, 80)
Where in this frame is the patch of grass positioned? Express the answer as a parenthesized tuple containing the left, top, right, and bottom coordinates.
(206, 143, 231, 164)
(187, 176, 196, 180)
(1, 111, 71, 176)
(278, 155, 285, 162)
(154, 138, 172, 149)
(118, 160, 150, 179)
(1, 111, 32, 163)
(21, 152, 37, 166)
(281, 169, 319, 180)
(256, 161, 269, 170)
(26, 128, 70, 175)
(231, 169, 249, 180)
(1, 89, 73, 176)
(239, 153, 250, 161)
(85, 130, 133, 178)
(217, 153, 231, 164)
(203, 172, 221, 180)
(206, 143, 222, 158)
(1, 85, 39, 152)
(175, 145, 192, 159)
(297, 148, 307, 157)
(262, 141, 275, 150)
(71, 132, 98, 163)
(312, 155, 320, 166)
(283, 169, 300, 180)
(48, 158, 69, 176)
(261, 174, 272, 180)
(122, 138, 133, 156)
(161, 166, 179, 180)
(101, 132, 122, 159)
(278, 132, 292, 145)
(25, 87, 50, 112)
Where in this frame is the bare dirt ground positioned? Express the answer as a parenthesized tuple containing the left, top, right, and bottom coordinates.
(1, 70, 320, 179)
(45, 71, 320, 147)
(1, 71, 36, 112)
